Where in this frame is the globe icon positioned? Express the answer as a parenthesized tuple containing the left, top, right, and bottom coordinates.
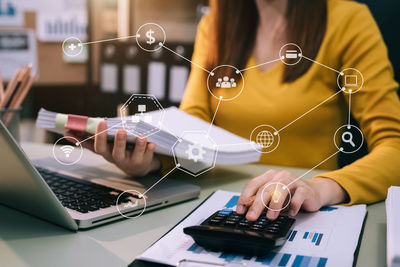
(256, 130, 274, 148)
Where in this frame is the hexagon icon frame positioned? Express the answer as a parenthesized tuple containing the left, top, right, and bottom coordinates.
(172, 130, 218, 177)
(120, 94, 165, 138)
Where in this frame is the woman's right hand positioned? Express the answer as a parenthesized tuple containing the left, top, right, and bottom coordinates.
(66, 121, 161, 177)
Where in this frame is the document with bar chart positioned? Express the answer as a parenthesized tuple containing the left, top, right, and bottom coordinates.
(137, 190, 366, 267)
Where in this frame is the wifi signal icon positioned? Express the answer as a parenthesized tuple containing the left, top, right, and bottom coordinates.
(60, 145, 75, 158)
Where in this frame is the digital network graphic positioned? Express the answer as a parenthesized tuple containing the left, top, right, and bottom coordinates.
(58, 23, 365, 217)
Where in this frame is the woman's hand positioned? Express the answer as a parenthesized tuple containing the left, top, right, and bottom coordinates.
(236, 170, 348, 221)
(65, 121, 161, 177)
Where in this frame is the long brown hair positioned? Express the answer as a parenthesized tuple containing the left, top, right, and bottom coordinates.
(206, 0, 327, 83)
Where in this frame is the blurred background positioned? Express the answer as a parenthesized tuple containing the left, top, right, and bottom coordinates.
(0, 0, 398, 149)
(0, 0, 207, 143)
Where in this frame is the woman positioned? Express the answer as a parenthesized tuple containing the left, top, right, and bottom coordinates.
(69, 0, 400, 221)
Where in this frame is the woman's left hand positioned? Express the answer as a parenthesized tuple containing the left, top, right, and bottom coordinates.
(236, 170, 348, 221)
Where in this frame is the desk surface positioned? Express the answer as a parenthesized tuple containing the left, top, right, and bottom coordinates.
(0, 143, 386, 267)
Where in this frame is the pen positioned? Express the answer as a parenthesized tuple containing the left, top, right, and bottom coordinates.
(9, 72, 36, 110)
(3, 73, 37, 125)
(5, 65, 31, 109)
(8, 65, 32, 109)
(0, 69, 21, 109)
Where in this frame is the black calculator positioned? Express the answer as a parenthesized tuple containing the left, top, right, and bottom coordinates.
(183, 210, 295, 256)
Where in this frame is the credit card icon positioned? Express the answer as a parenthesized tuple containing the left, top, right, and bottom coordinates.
(285, 50, 298, 59)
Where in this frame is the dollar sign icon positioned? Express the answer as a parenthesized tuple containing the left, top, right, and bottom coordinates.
(146, 29, 155, 45)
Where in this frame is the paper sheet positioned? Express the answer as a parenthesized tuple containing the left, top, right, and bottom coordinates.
(137, 190, 366, 267)
(0, 29, 37, 81)
(387, 186, 400, 267)
(0, 0, 24, 26)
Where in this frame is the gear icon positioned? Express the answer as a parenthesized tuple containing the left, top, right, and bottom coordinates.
(185, 143, 206, 163)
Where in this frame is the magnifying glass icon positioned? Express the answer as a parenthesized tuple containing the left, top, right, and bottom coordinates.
(342, 131, 355, 147)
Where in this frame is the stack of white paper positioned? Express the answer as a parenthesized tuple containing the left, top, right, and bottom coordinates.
(137, 190, 367, 267)
(387, 186, 400, 267)
(36, 107, 261, 166)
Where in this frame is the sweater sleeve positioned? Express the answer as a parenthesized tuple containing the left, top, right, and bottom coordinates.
(179, 14, 213, 122)
(317, 4, 400, 204)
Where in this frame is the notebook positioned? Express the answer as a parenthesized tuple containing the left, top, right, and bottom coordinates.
(36, 107, 262, 165)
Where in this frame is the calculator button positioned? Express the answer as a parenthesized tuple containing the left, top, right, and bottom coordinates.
(212, 215, 226, 220)
(254, 222, 267, 228)
(209, 219, 222, 224)
(218, 209, 233, 216)
(265, 228, 280, 234)
(238, 222, 251, 228)
(270, 223, 282, 228)
(224, 220, 237, 226)
(266, 226, 280, 232)
(250, 225, 265, 231)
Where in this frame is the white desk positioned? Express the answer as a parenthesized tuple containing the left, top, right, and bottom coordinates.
(0, 143, 386, 267)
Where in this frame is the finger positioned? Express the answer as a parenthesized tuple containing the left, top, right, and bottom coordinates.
(65, 130, 86, 139)
(246, 186, 271, 221)
(112, 129, 127, 162)
(64, 132, 94, 151)
(130, 137, 147, 162)
(289, 186, 306, 217)
(142, 142, 156, 164)
(267, 183, 290, 220)
(94, 122, 113, 161)
(236, 170, 277, 214)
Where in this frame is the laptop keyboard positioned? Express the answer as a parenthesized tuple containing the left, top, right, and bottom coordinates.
(36, 166, 133, 214)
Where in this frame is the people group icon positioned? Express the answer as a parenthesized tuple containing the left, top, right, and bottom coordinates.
(216, 76, 237, 89)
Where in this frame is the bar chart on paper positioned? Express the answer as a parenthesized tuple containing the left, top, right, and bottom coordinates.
(138, 190, 366, 267)
(286, 229, 327, 248)
(37, 12, 87, 41)
(187, 243, 328, 267)
(181, 195, 330, 267)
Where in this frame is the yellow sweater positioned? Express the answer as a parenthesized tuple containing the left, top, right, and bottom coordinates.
(179, 0, 400, 205)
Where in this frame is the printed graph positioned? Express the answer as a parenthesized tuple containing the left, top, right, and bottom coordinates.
(187, 243, 328, 267)
(319, 206, 338, 212)
(224, 195, 239, 209)
(286, 229, 326, 247)
(302, 232, 324, 246)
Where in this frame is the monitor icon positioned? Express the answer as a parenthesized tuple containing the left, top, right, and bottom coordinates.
(344, 75, 357, 87)
(138, 105, 146, 112)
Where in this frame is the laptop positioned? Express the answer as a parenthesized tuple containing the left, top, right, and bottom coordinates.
(0, 120, 200, 230)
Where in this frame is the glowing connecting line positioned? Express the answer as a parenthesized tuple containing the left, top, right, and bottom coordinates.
(159, 43, 213, 75)
(139, 165, 180, 197)
(75, 122, 123, 146)
(286, 149, 342, 188)
(80, 35, 140, 46)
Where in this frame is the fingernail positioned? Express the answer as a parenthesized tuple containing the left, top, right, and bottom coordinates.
(289, 209, 296, 217)
(236, 205, 245, 214)
(118, 133, 125, 140)
(247, 210, 256, 219)
(268, 211, 277, 220)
